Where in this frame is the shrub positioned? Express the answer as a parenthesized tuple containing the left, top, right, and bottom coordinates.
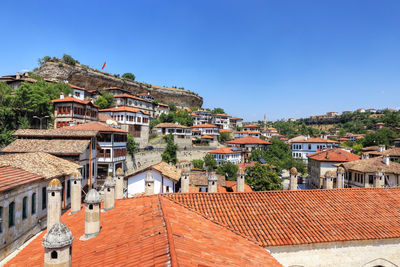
(122, 73, 135, 80)
(62, 54, 77, 66)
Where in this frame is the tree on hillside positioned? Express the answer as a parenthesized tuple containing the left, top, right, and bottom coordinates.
(161, 134, 178, 165)
(191, 159, 204, 169)
(62, 54, 79, 66)
(203, 154, 217, 171)
(245, 163, 282, 191)
(212, 108, 225, 114)
(94, 90, 115, 109)
(127, 134, 137, 156)
(122, 73, 136, 81)
(216, 162, 238, 181)
(219, 132, 232, 142)
(363, 127, 398, 147)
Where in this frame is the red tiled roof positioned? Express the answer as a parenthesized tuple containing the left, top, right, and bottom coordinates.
(64, 121, 127, 133)
(69, 84, 87, 91)
(219, 129, 232, 133)
(201, 135, 214, 139)
(98, 113, 116, 123)
(227, 136, 271, 145)
(100, 106, 149, 115)
(113, 94, 151, 103)
(209, 147, 241, 154)
(307, 148, 360, 162)
(243, 124, 259, 128)
(51, 96, 99, 108)
(191, 123, 218, 128)
(235, 131, 260, 134)
(224, 181, 253, 192)
(165, 188, 400, 247)
(0, 166, 43, 191)
(7, 195, 280, 266)
(291, 137, 337, 144)
(154, 122, 189, 129)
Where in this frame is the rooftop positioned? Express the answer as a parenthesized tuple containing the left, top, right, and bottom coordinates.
(191, 123, 218, 128)
(99, 106, 149, 115)
(307, 148, 360, 162)
(340, 156, 400, 174)
(0, 166, 43, 192)
(113, 93, 152, 103)
(128, 161, 182, 181)
(291, 137, 338, 144)
(13, 128, 98, 138)
(51, 96, 98, 108)
(208, 147, 241, 154)
(64, 121, 127, 133)
(1, 139, 90, 155)
(227, 136, 271, 145)
(188, 171, 226, 186)
(154, 122, 190, 129)
(7, 195, 280, 266)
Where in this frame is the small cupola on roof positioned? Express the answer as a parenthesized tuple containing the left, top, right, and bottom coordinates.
(104, 176, 116, 211)
(81, 189, 101, 240)
(42, 222, 74, 267)
(145, 172, 155, 195)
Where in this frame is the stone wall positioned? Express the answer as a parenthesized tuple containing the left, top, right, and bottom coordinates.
(268, 238, 400, 267)
(35, 62, 203, 107)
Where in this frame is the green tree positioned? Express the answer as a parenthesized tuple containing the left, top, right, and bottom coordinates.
(122, 73, 136, 80)
(245, 163, 282, 191)
(127, 134, 137, 156)
(168, 104, 177, 112)
(203, 154, 217, 171)
(161, 134, 178, 165)
(219, 132, 232, 142)
(62, 54, 78, 65)
(363, 127, 398, 147)
(94, 90, 115, 109)
(191, 159, 204, 169)
(212, 108, 225, 114)
(216, 162, 238, 181)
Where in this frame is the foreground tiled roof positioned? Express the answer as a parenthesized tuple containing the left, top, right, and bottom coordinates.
(0, 152, 81, 179)
(64, 121, 127, 133)
(340, 156, 400, 174)
(13, 129, 98, 138)
(2, 139, 90, 155)
(7, 195, 280, 266)
(165, 188, 400, 247)
(307, 148, 360, 162)
(227, 136, 271, 145)
(0, 166, 43, 192)
(208, 147, 241, 154)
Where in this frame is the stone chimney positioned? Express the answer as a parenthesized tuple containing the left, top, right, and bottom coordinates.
(382, 155, 390, 166)
(81, 189, 101, 240)
(289, 167, 298, 190)
(70, 171, 82, 215)
(103, 176, 116, 211)
(323, 171, 334, 189)
(374, 168, 385, 188)
(336, 167, 345, 189)
(378, 145, 386, 152)
(47, 179, 62, 231)
(362, 153, 369, 160)
(145, 172, 155, 195)
(180, 170, 190, 193)
(42, 222, 74, 267)
(16, 72, 21, 80)
(60, 92, 64, 100)
(208, 172, 218, 193)
(236, 167, 245, 192)
(115, 168, 124, 200)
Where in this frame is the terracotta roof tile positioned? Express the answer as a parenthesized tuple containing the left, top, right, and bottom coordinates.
(224, 181, 253, 192)
(201, 135, 214, 139)
(191, 123, 218, 128)
(100, 106, 149, 115)
(2, 139, 90, 155)
(307, 148, 360, 162)
(188, 172, 225, 186)
(0, 166, 43, 191)
(64, 121, 127, 133)
(13, 129, 98, 138)
(113, 94, 152, 103)
(51, 96, 98, 107)
(340, 156, 400, 174)
(227, 136, 271, 145)
(165, 188, 400, 247)
(208, 147, 240, 154)
(154, 123, 189, 129)
(291, 137, 337, 144)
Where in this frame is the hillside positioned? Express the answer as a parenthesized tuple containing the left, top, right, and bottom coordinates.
(34, 61, 203, 107)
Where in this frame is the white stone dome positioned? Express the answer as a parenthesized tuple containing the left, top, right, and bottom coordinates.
(85, 189, 101, 204)
(42, 222, 74, 249)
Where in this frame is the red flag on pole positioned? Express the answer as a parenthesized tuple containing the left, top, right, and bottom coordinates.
(101, 61, 107, 70)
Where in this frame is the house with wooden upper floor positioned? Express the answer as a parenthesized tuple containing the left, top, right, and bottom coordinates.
(153, 122, 192, 148)
(191, 110, 212, 125)
(191, 123, 220, 143)
(290, 136, 338, 163)
(208, 147, 241, 165)
(0, 152, 80, 261)
(228, 117, 243, 130)
(211, 113, 230, 130)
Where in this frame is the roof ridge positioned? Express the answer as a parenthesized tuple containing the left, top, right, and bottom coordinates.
(158, 195, 178, 267)
(161, 194, 264, 247)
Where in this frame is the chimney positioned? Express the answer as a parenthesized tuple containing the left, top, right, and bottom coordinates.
(323, 171, 333, 189)
(336, 167, 345, 189)
(208, 172, 218, 193)
(16, 72, 21, 79)
(68, 93, 72, 97)
(115, 168, 124, 200)
(60, 92, 64, 100)
(47, 179, 62, 231)
(382, 155, 390, 166)
(362, 153, 369, 160)
(103, 176, 116, 211)
(42, 223, 74, 267)
(378, 145, 386, 152)
(70, 171, 82, 215)
(180, 170, 190, 193)
(81, 189, 101, 240)
(144, 172, 155, 195)
(289, 167, 298, 190)
(374, 168, 384, 188)
(236, 167, 245, 192)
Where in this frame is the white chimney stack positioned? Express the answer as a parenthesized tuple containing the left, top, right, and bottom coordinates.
(382, 155, 390, 166)
(323, 171, 334, 189)
(378, 145, 386, 153)
(180, 170, 190, 193)
(145, 172, 155, 195)
(236, 167, 245, 192)
(115, 168, 124, 200)
(289, 167, 298, 190)
(42, 223, 74, 267)
(60, 92, 64, 99)
(81, 189, 101, 240)
(208, 172, 218, 193)
(47, 179, 62, 231)
(70, 171, 82, 215)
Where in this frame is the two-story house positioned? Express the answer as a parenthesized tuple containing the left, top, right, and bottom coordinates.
(191, 110, 212, 125)
(227, 136, 271, 162)
(154, 123, 192, 148)
(191, 123, 220, 141)
(229, 117, 243, 130)
(211, 114, 230, 129)
(291, 137, 338, 162)
(208, 147, 241, 165)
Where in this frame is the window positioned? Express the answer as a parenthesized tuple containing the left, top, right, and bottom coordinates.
(23, 197, 28, 220)
(166, 186, 170, 192)
(51, 251, 58, 259)
(369, 175, 374, 184)
(32, 193, 36, 215)
(0, 206, 3, 233)
(42, 187, 47, 210)
(67, 180, 71, 199)
(9, 202, 15, 228)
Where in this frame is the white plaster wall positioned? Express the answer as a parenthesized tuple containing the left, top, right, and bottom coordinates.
(127, 170, 175, 196)
(268, 238, 400, 267)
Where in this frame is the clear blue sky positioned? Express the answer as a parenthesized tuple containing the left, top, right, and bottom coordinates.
(1, 0, 400, 121)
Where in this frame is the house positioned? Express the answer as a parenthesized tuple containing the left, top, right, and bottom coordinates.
(227, 136, 271, 162)
(0, 152, 80, 260)
(234, 131, 260, 138)
(112, 93, 156, 116)
(307, 148, 360, 189)
(375, 122, 385, 130)
(362, 145, 400, 162)
(52, 93, 99, 128)
(208, 147, 242, 165)
(185, 171, 226, 192)
(229, 117, 243, 129)
(153, 122, 192, 148)
(0, 72, 36, 89)
(339, 156, 400, 188)
(126, 162, 181, 196)
(290, 137, 338, 162)
(367, 108, 377, 113)
(137, 92, 155, 102)
(99, 106, 150, 146)
(394, 138, 400, 148)
(8, 129, 98, 187)
(356, 108, 366, 113)
(261, 127, 279, 138)
(219, 129, 233, 139)
(191, 110, 212, 125)
(69, 84, 93, 101)
(342, 110, 352, 114)
(242, 124, 260, 132)
(326, 111, 338, 116)
(211, 113, 230, 129)
(64, 122, 128, 179)
(191, 123, 220, 141)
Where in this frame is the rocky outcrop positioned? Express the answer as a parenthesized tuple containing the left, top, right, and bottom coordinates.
(34, 62, 203, 107)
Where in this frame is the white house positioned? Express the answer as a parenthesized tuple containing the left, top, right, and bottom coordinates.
(211, 114, 230, 130)
(192, 110, 212, 125)
(326, 111, 338, 117)
(208, 147, 242, 165)
(234, 131, 260, 138)
(291, 137, 338, 162)
(126, 162, 181, 196)
(191, 123, 220, 140)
